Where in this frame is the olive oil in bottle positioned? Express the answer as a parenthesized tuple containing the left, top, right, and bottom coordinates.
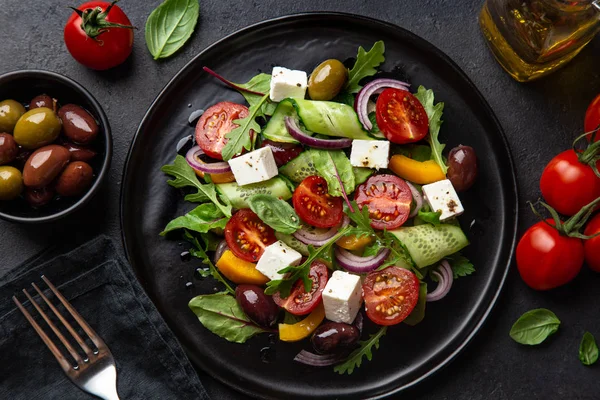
(480, 0, 600, 82)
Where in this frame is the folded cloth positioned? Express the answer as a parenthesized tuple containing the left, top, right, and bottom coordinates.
(0, 235, 210, 400)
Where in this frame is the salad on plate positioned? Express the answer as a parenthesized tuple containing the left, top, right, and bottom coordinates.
(160, 40, 478, 374)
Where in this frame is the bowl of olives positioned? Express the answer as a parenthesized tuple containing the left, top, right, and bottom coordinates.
(0, 70, 111, 223)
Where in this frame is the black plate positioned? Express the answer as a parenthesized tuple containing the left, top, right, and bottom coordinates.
(121, 13, 518, 399)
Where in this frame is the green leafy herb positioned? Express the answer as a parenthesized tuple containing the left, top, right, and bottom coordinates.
(145, 0, 199, 60)
(579, 332, 599, 366)
(221, 93, 269, 161)
(184, 230, 234, 294)
(333, 91, 356, 107)
(403, 282, 427, 326)
(367, 112, 383, 136)
(445, 253, 475, 279)
(247, 194, 300, 234)
(417, 210, 441, 226)
(334, 326, 387, 374)
(235, 73, 276, 116)
(161, 155, 232, 217)
(283, 311, 302, 325)
(345, 200, 374, 236)
(188, 293, 269, 343)
(161, 203, 228, 235)
(196, 267, 211, 278)
(413, 86, 447, 174)
(353, 166, 374, 186)
(311, 149, 355, 197)
(509, 308, 560, 345)
(378, 231, 417, 273)
(345, 41, 386, 93)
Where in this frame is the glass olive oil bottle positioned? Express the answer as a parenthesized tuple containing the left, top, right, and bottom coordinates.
(480, 0, 600, 82)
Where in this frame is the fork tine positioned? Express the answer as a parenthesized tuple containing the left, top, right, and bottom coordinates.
(41, 275, 105, 350)
(12, 295, 73, 372)
(32, 282, 94, 357)
(22, 288, 85, 365)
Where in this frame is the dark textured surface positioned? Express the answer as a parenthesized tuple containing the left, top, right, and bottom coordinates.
(0, 1, 599, 399)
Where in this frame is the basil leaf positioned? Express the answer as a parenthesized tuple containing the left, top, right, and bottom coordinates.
(311, 149, 355, 197)
(247, 194, 300, 234)
(334, 326, 387, 374)
(413, 86, 447, 174)
(345, 41, 386, 93)
(161, 203, 228, 235)
(446, 252, 475, 279)
(509, 308, 560, 345)
(417, 210, 441, 226)
(188, 293, 267, 343)
(145, 0, 200, 60)
(579, 332, 599, 366)
(221, 93, 269, 161)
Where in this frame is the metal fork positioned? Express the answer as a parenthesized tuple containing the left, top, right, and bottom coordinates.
(12, 275, 120, 400)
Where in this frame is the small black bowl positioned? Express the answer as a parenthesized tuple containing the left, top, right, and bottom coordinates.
(0, 70, 112, 223)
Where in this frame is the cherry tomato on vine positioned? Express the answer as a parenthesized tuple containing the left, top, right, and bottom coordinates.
(64, 1, 135, 70)
(375, 88, 429, 144)
(584, 94, 600, 142)
(516, 219, 584, 290)
(583, 213, 600, 272)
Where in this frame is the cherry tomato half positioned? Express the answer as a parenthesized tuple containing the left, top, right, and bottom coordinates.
(354, 174, 412, 230)
(273, 261, 329, 316)
(260, 139, 303, 167)
(516, 219, 584, 290)
(195, 102, 249, 160)
(583, 213, 600, 272)
(584, 94, 600, 142)
(292, 176, 343, 228)
(224, 209, 276, 263)
(375, 88, 429, 144)
(362, 266, 420, 326)
(539, 150, 600, 216)
(64, 1, 134, 70)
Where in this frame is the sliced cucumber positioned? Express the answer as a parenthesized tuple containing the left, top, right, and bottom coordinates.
(262, 101, 299, 143)
(216, 177, 293, 209)
(290, 99, 371, 139)
(353, 167, 374, 186)
(275, 232, 309, 256)
(279, 151, 317, 183)
(390, 224, 469, 269)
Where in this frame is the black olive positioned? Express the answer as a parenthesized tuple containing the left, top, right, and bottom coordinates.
(311, 321, 360, 354)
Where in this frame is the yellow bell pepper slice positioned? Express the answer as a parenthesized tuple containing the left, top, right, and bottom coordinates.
(279, 303, 325, 342)
(336, 234, 374, 251)
(389, 154, 445, 184)
(215, 250, 269, 285)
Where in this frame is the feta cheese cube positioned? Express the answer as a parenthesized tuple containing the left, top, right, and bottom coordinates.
(269, 67, 308, 102)
(255, 241, 302, 281)
(322, 271, 363, 324)
(422, 179, 464, 221)
(227, 147, 278, 186)
(350, 140, 390, 170)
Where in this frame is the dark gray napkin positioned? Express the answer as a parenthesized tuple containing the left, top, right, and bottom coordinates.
(0, 235, 210, 400)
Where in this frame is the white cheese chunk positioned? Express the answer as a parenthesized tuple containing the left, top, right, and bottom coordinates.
(322, 271, 363, 324)
(422, 179, 464, 221)
(255, 241, 302, 281)
(269, 67, 308, 102)
(227, 147, 278, 186)
(350, 140, 390, 170)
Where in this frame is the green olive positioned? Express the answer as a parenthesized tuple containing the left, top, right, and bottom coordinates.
(308, 59, 348, 101)
(0, 99, 26, 133)
(13, 107, 62, 150)
(0, 166, 23, 200)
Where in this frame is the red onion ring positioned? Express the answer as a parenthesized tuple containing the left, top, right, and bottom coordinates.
(294, 350, 345, 367)
(334, 247, 391, 273)
(284, 117, 352, 149)
(407, 181, 424, 218)
(355, 79, 410, 131)
(185, 145, 231, 174)
(213, 240, 229, 263)
(293, 216, 350, 246)
(426, 260, 454, 302)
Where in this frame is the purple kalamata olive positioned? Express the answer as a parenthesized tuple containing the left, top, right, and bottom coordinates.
(311, 321, 360, 354)
(235, 284, 279, 328)
(447, 145, 478, 192)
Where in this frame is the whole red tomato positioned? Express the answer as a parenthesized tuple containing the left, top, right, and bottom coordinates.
(585, 94, 600, 142)
(64, 1, 134, 70)
(583, 213, 600, 272)
(516, 219, 584, 290)
(539, 149, 600, 216)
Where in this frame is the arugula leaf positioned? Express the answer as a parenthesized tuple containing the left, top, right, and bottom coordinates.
(247, 194, 300, 234)
(509, 308, 560, 345)
(345, 41, 386, 93)
(417, 209, 441, 226)
(161, 203, 228, 235)
(188, 293, 269, 343)
(414, 85, 447, 174)
(234, 73, 276, 116)
(184, 230, 234, 294)
(367, 112, 384, 137)
(345, 201, 374, 236)
(446, 253, 475, 279)
(221, 93, 269, 161)
(311, 149, 355, 197)
(161, 155, 232, 217)
(579, 332, 599, 366)
(378, 231, 417, 273)
(333, 91, 356, 107)
(334, 326, 387, 374)
(145, 0, 199, 60)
